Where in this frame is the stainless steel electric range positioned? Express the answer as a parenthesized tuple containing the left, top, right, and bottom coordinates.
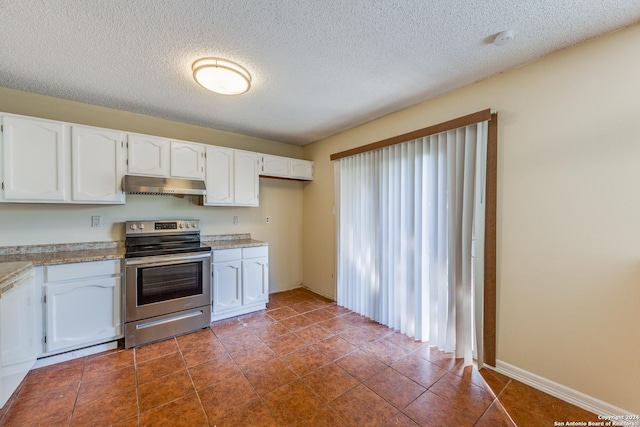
(123, 219, 211, 349)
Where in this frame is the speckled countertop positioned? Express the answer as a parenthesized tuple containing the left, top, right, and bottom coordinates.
(0, 242, 124, 266)
(0, 234, 266, 290)
(202, 234, 268, 250)
(0, 261, 34, 297)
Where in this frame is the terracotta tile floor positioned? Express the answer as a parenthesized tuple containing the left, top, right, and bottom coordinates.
(0, 288, 600, 426)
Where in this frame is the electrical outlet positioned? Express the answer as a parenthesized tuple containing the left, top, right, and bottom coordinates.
(233, 216, 239, 225)
(265, 217, 270, 224)
(91, 216, 102, 227)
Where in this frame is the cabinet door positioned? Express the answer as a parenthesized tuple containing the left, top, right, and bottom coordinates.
(0, 272, 37, 407)
(1, 115, 67, 202)
(127, 134, 169, 177)
(204, 146, 234, 205)
(44, 277, 121, 353)
(170, 141, 205, 179)
(1, 272, 36, 370)
(234, 150, 259, 206)
(71, 126, 125, 203)
(261, 154, 290, 178)
(290, 159, 314, 180)
(212, 260, 242, 313)
(242, 257, 269, 305)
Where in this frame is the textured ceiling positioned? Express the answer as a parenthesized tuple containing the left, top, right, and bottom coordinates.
(1, 1, 639, 145)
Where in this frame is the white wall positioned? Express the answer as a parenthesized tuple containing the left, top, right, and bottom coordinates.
(0, 179, 303, 293)
(0, 87, 305, 293)
(302, 25, 640, 413)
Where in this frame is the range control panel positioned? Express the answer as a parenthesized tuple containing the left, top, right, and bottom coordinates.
(125, 220, 200, 235)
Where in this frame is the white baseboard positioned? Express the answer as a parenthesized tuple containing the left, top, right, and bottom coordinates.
(269, 284, 303, 294)
(33, 341, 119, 369)
(269, 283, 336, 302)
(492, 359, 636, 416)
(300, 284, 335, 301)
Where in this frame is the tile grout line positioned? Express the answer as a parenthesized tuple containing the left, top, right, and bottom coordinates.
(308, 304, 409, 420)
(214, 317, 289, 426)
(5, 292, 524, 426)
(67, 356, 88, 427)
(133, 346, 141, 427)
(264, 303, 433, 426)
(492, 377, 518, 426)
(173, 335, 213, 427)
(239, 314, 319, 426)
(228, 294, 414, 425)
(229, 305, 355, 425)
(277, 301, 359, 425)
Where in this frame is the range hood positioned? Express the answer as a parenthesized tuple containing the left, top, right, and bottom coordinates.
(123, 175, 206, 196)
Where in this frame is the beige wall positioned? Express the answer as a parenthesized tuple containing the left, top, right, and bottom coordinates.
(0, 87, 305, 293)
(0, 87, 302, 156)
(302, 25, 640, 413)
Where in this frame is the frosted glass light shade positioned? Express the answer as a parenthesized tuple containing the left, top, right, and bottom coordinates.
(192, 58, 251, 95)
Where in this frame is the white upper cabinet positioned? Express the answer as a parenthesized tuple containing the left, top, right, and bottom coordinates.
(71, 126, 125, 204)
(127, 134, 169, 177)
(204, 147, 259, 207)
(170, 141, 205, 179)
(128, 135, 206, 180)
(1, 115, 126, 204)
(1, 112, 267, 206)
(290, 159, 314, 180)
(1, 115, 68, 202)
(234, 150, 260, 206)
(261, 154, 290, 178)
(259, 153, 313, 181)
(204, 145, 234, 205)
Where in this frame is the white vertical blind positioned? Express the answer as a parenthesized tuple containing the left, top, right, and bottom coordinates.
(335, 121, 488, 366)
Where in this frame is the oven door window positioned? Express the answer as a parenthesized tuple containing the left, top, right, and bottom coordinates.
(137, 261, 203, 306)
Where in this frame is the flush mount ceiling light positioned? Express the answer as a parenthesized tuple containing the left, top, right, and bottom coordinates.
(192, 57, 251, 95)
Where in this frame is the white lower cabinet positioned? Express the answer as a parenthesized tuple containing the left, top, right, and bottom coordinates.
(212, 246, 269, 321)
(212, 260, 242, 313)
(242, 248, 269, 305)
(42, 260, 122, 354)
(0, 268, 37, 407)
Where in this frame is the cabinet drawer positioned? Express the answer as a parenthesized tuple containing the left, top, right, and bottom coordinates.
(44, 259, 121, 283)
(242, 246, 268, 259)
(212, 248, 242, 263)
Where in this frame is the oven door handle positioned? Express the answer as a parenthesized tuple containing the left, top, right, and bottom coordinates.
(124, 252, 212, 266)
